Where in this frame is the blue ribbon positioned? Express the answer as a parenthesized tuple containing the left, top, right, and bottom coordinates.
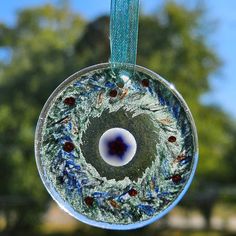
(110, 0, 140, 67)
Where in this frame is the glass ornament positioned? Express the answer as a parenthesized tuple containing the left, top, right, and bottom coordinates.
(35, 63, 198, 230)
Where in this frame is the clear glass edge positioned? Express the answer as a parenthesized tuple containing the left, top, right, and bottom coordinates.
(34, 62, 199, 230)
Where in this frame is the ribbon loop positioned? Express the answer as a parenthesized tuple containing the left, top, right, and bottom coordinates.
(110, 0, 140, 67)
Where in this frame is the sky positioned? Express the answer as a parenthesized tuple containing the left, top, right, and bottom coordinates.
(0, 0, 235, 118)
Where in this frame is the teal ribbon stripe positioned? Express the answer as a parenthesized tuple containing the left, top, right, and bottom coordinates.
(110, 0, 140, 67)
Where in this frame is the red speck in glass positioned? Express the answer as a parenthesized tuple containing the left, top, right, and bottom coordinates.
(168, 136, 176, 143)
(64, 97, 76, 106)
(128, 188, 138, 197)
(84, 196, 94, 207)
(109, 89, 118, 97)
(141, 79, 149, 87)
(63, 142, 75, 152)
(172, 174, 182, 184)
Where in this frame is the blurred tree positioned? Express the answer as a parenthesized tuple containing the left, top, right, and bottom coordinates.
(0, 1, 235, 235)
(224, 125, 236, 182)
(0, 3, 85, 235)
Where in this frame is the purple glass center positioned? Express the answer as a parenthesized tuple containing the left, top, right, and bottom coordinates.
(107, 136, 129, 159)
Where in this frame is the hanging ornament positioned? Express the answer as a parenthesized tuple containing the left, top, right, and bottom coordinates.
(35, 0, 198, 230)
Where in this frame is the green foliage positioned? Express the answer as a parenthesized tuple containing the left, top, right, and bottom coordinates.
(0, 3, 85, 233)
(138, 3, 219, 99)
(0, 1, 235, 234)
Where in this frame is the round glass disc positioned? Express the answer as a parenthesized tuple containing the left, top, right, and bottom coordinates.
(35, 63, 198, 230)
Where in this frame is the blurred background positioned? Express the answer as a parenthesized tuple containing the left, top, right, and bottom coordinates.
(0, 0, 236, 235)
